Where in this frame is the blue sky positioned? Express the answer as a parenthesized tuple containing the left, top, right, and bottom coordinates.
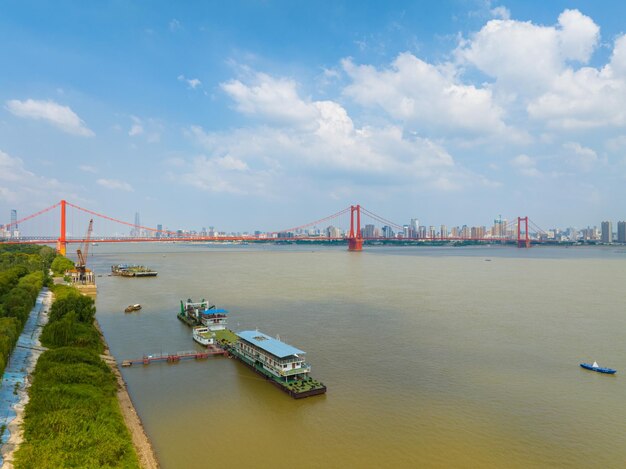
(2, 0, 626, 233)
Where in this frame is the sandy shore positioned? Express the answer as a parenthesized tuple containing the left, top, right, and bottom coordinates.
(97, 326, 159, 469)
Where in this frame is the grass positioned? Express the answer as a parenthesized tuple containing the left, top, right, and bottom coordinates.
(13, 293, 141, 468)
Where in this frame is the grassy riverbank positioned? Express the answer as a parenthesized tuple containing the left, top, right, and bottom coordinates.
(0, 245, 55, 377)
(13, 278, 140, 467)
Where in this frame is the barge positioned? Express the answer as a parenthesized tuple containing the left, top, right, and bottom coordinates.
(111, 264, 158, 277)
(228, 330, 326, 399)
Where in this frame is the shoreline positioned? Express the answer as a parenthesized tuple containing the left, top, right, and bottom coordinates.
(0, 290, 51, 469)
(95, 322, 159, 469)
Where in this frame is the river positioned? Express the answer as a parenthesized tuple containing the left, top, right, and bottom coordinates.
(90, 244, 626, 468)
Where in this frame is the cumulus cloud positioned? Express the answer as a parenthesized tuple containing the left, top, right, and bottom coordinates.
(221, 73, 319, 125)
(179, 70, 502, 196)
(97, 178, 133, 191)
(457, 9, 599, 93)
(5, 99, 94, 136)
(342, 53, 509, 135)
(526, 34, 626, 129)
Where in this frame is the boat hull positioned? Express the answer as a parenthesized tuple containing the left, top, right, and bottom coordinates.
(580, 363, 616, 374)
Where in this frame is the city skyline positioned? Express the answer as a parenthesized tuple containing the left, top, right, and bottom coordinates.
(3, 1, 626, 230)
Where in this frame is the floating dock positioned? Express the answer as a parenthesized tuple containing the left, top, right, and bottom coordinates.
(121, 346, 227, 367)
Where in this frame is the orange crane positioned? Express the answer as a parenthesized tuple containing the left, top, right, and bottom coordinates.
(76, 219, 93, 283)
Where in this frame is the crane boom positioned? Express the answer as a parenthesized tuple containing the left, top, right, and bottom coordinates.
(76, 219, 93, 283)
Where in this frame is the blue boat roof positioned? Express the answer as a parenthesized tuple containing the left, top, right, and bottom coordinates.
(202, 309, 228, 314)
(237, 330, 305, 358)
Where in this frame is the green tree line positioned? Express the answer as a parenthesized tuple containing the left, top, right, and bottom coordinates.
(0, 245, 57, 376)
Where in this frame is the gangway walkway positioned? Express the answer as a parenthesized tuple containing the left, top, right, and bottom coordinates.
(121, 345, 227, 367)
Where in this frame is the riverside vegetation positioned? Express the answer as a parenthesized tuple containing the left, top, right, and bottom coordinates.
(0, 248, 139, 468)
(0, 245, 55, 377)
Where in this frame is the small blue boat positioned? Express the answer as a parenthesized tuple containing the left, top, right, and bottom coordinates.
(580, 362, 617, 374)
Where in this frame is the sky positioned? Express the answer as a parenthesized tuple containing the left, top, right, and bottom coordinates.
(2, 0, 626, 232)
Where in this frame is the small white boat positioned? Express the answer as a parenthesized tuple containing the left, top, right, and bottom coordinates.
(192, 326, 215, 346)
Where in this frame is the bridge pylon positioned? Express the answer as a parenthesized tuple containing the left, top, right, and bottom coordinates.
(56, 199, 67, 255)
(517, 216, 530, 248)
(348, 205, 363, 251)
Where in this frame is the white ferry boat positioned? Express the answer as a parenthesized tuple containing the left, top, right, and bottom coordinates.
(192, 326, 215, 347)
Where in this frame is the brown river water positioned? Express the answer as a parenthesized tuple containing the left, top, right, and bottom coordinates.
(90, 244, 626, 468)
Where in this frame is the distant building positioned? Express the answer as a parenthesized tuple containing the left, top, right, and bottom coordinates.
(410, 218, 419, 238)
(601, 221, 613, 243)
(362, 224, 376, 238)
(461, 225, 470, 239)
(10, 209, 17, 237)
(429, 226, 436, 239)
(440, 225, 447, 239)
(382, 225, 395, 238)
(450, 227, 459, 238)
(617, 221, 626, 243)
(471, 226, 486, 239)
(325, 225, 342, 238)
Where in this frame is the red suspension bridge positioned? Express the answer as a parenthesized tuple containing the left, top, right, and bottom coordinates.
(0, 200, 546, 255)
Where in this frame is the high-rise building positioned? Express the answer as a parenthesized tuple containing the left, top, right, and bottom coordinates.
(461, 225, 470, 239)
(410, 218, 419, 238)
(601, 221, 613, 243)
(156, 224, 163, 238)
(131, 212, 141, 237)
(440, 225, 447, 239)
(10, 209, 17, 237)
(429, 226, 436, 239)
(617, 221, 626, 243)
(363, 224, 376, 238)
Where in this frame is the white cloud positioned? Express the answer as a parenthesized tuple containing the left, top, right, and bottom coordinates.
(221, 73, 319, 125)
(511, 154, 542, 177)
(562, 142, 598, 171)
(79, 165, 98, 173)
(177, 75, 202, 89)
(342, 53, 510, 135)
(526, 35, 626, 129)
(129, 115, 144, 136)
(0, 149, 78, 207)
(97, 178, 133, 191)
(490, 6, 510, 20)
(457, 9, 599, 93)
(5, 99, 94, 137)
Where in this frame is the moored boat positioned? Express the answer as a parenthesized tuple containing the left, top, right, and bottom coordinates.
(112, 264, 158, 277)
(228, 330, 326, 398)
(125, 304, 142, 313)
(177, 298, 225, 328)
(192, 326, 215, 346)
(580, 361, 616, 374)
